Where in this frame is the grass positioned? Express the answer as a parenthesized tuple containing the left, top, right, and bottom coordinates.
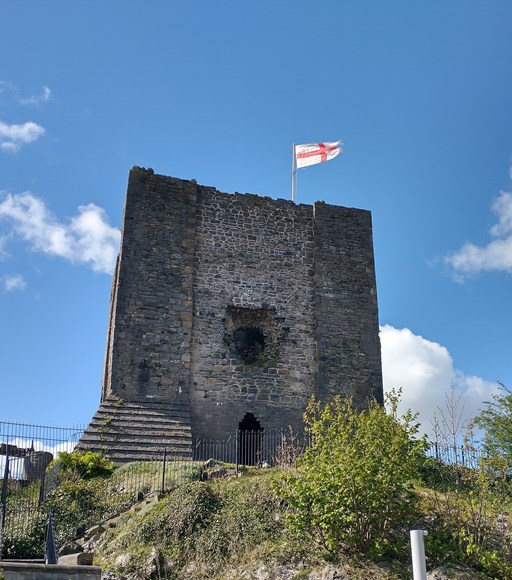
(94, 464, 512, 580)
(5, 455, 512, 578)
(1, 458, 204, 559)
(96, 469, 413, 579)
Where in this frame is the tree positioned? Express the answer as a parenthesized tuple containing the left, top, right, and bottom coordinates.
(431, 385, 467, 451)
(474, 382, 512, 463)
(275, 391, 427, 558)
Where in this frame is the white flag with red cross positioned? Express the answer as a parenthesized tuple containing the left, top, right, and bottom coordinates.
(294, 141, 342, 169)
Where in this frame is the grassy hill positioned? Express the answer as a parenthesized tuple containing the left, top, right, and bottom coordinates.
(93, 465, 510, 580)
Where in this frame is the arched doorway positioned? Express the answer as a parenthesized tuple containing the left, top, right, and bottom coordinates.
(238, 412, 263, 466)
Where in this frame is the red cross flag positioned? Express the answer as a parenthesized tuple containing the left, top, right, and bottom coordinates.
(295, 141, 342, 169)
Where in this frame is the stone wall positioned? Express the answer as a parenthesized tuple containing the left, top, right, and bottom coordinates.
(99, 167, 383, 443)
(190, 189, 317, 439)
(102, 169, 197, 406)
(313, 202, 383, 407)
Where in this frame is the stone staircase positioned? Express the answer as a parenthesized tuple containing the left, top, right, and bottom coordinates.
(77, 397, 193, 465)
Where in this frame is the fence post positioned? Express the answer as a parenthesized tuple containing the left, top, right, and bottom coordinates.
(0, 449, 10, 561)
(45, 508, 58, 565)
(410, 529, 428, 580)
(235, 430, 239, 476)
(161, 448, 167, 495)
(38, 469, 46, 507)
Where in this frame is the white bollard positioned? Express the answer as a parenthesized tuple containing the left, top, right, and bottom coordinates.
(410, 529, 428, 580)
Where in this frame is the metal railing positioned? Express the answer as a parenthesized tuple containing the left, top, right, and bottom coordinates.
(426, 442, 483, 468)
(0, 422, 301, 559)
(1, 417, 489, 561)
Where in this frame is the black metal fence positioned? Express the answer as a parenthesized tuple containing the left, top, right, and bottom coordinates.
(426, 442, 483, 468)
(0, 421, 84, 560)
(0, 418, 486, 560)
(0, 421, 305, 559)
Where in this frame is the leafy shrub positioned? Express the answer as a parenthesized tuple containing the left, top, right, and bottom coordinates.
(422, 453, 512, 577)
(43, 475, 135, 545)
(275, 392, 427, 559)
(0, 511, 46, 559)
(54, 450, 115, 479)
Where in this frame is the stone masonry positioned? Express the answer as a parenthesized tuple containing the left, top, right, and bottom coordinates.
(78, 167, 383, 462)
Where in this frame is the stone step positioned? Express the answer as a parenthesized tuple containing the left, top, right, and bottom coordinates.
(98, 399, 190, 409)
(79, 443, 193, 455)
(77, 398, 193, 465)
(95, 403, 190, 416)
(80, 430, 192, 445)
(86, 418, 190, 431)
(77, 442, 193, 464)
(83, 417, 192, 434)
(91, 411, 191, 422)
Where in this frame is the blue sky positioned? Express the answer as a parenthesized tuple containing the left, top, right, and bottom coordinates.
(1, 1, 511, 438)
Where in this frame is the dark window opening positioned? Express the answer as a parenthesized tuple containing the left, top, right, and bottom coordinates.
(233, 327, 265, 364)
(238, 412, 263, 466)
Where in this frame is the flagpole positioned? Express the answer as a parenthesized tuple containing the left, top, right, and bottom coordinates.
(291, 143, 296, 202)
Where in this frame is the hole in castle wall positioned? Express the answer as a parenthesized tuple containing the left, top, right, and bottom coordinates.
(233, 327, 265, 363)
(225, 306, 287, 367)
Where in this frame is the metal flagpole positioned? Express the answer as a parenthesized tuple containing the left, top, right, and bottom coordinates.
(291, 143, 296, 202)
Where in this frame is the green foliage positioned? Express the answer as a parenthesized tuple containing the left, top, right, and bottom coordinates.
(114, 459, 203, 489)
(2, 456, 204, 560)
(54, 450, 115, 479)
(99, 481, 222, 578)
(421, 451, 512, 577)
(44, 477, 132, 545)
(275, 391, 427, 559)
(39, 450, 118, 543)
(98, 473, 288, 579)
(474, 382, 512, 464)
(0, 512, 46, 559)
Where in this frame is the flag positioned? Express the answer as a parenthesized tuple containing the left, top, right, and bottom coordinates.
(295, 141, 342, 169)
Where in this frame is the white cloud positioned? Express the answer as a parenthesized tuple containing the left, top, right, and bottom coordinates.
(3, 274, 26, 292)
(380, 324, 498, 441)
(0, 82, 51, 106)
(445, 191, 512, 279)
(19, 86, 52, 106)
(0, 120, 45, 152)
(0, 192, 120, 274)
(0, 234, 9, 259)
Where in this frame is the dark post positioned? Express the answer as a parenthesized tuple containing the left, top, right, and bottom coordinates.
(235, 430, 239, 476)
(0, 450, 10, 561)
(45, 508, 58, 565)
(38, 469, 46, 507)
(161, 448, 167, 495)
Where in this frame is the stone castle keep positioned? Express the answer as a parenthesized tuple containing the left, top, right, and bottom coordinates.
(79, 167, 383, 463)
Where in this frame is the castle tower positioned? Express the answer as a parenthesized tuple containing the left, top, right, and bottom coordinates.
(78, 167, 383, 463)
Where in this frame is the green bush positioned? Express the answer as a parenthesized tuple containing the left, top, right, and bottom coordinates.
(275, 392, 427, 559)
(422, 452, 512, 577)
(54, 450, 115, 479)
(0, 511, 46, 559)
